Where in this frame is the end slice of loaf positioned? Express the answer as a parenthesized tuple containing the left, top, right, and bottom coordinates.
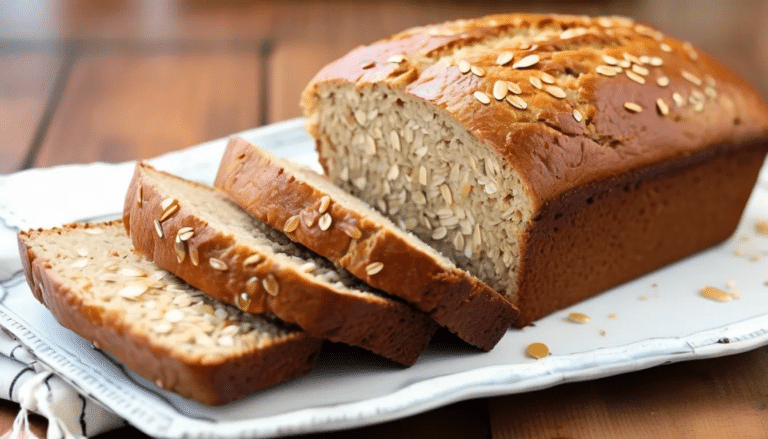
(215, 137, 519, 350)
(17, 221, 321, 405)
(123, 162, 435, 366)
(300, 14, 768, 326)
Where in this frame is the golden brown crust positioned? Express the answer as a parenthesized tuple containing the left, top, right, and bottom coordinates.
(17, 221, 321, 405)
(515, 141, 767, 326)
(215, 138, 518, 350)
(302, 13, 768, 207)
(301, 13, 768, 324)
(124, 163, 435, 365)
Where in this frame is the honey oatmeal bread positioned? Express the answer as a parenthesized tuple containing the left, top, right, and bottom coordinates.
(17, 221, 321, 405)
(300, 13, 768, 326)
(215, 138, 518, 351)
(124, 162, 435, 365)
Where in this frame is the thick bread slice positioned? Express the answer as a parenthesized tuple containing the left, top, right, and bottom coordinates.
(17, 221, 321, 405)
(215, 137, 518, 351)
(300, 13, 768, 326)
(124, 162, 435, 366)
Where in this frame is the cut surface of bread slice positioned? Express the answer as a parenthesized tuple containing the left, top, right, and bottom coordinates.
(215, 137, 519, 351)
(124, 162, 435, 366)
(300, 14, 768, 326)
(17, 221, 321, 405)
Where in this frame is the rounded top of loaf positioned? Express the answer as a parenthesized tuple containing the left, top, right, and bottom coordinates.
(302, 13, 768, 203)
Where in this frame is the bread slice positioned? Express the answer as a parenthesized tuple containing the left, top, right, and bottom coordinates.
(215, 137, 518, 350)
(300, 13, 768, 326)
(123, 162, 435, 366)
(17, 221, 321, 405)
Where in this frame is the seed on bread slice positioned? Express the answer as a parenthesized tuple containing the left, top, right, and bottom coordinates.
(215, 137, 519, 350)
(17, 221, 321, 405)
(124, 162, 436, 366)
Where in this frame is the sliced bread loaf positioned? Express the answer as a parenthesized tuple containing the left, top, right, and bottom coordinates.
(17, 221, 321, 405)
(123, 162, 435, 366)
(300, 14, 768, 326)
(215, 137, 519, 351)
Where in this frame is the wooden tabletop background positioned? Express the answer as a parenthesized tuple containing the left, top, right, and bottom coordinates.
(2, 1, 768, 437)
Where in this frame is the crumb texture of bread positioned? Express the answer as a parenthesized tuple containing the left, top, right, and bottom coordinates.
(17, 221, 322, 405)
(301, 13, 768, 326)
(215, 137, 518, 350)
(123, 162, 436, 366)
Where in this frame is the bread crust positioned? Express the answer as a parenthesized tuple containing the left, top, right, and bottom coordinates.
(215, 138, 518, 350)
(18, 221, 321, 405)
(124, 163, 435, 365)
(301, 13, 768, 323)
(302, 13, 768, 207)
(516, 141, 767, 326)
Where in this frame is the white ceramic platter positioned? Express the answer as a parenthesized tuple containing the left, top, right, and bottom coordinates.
(0, 119, 766, 438)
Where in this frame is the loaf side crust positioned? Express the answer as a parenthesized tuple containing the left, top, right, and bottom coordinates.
(124, 163, 435, 366)
(302, 13, 768, 206)
(215, 138, 518, 350)
(301, 12, 768, 323)
(18, 221, 321, 405)
(515, 140, 768, 326)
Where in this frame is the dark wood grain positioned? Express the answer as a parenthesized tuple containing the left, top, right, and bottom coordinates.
(490, 345, 768, 439)
(15, 399, 486, 439)
(296, 399, 489, 439)
(0, 52, 62, 173)
(34, 50, 262, 167)
(3, 1, 768, 438)
(0, 400, 47, 439)
(0, 0, 277, 42)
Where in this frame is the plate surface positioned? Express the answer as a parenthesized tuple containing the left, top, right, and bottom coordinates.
(1, 118, 767, 438)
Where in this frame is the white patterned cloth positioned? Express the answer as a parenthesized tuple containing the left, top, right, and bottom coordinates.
(0, 120, 320, 438)
(2, 119, 768, 439)
(0, 135, 227, 439)
(0, 329, 124, 438)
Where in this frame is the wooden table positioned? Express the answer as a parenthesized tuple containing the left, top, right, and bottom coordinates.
(2, 1, 768, 437)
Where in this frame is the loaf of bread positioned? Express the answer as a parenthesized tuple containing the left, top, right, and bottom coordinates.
(215, 137, 518, 350)
(123, 162, 435, 365)
(301, 13, 768, 326)
(17, 221, 321, 405)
